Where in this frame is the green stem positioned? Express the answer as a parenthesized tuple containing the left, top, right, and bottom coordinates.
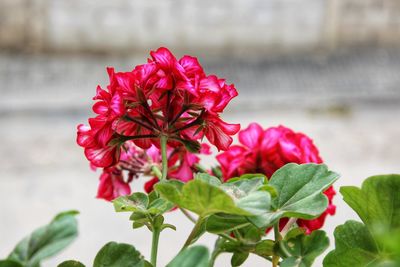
(150, 226, 161, 267)
(274, 222, 282, 241)
(180, 208, 196, 223)
(209, 237, 224, 267)
(219, 233, 237, 243)
(264, 256, 274, 263)
(151, 166, 162, 179)
(272, 221, 282, 267)
(281, 218, 297, 237)
(182, 217, 204, 250)
(160, 135, 168, 181)
(233, 229, 243, 242)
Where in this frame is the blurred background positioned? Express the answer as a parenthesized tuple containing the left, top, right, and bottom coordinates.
(1, 0, 399, 266)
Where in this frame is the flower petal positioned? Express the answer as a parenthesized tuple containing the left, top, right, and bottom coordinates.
(238, 123, 263, 149)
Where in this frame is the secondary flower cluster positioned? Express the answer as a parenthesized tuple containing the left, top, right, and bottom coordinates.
(77, 47, 239, 168)
(217, 123, 336, 233)
(95, 141, 210, 201)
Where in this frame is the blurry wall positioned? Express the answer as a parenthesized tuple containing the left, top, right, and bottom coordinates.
(1, 0, 400, 54)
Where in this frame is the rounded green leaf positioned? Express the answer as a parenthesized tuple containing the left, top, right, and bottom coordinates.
(280, 230, 329, 267)
(167, 246, 209, 267)
(113, 192, 149, 212)
(325, 175, 400, 267)
(250, 164, 339, 228)
(205, 214, 250, 234)
(93, 242, 145, 267)
(231, 252, 249, 266)
(254, 240, 275, 258)
(0, 260, 23, 267)
(147, 198, 174, 214)
(58, 260, 86, 267)
(323, 221, 379, 267)
(340, 174, 400, 233)
(156, 179, 251, 217)
(194, 173, 222, 186)
(236, 191, 271, 215)
(7, 210, 79, 267)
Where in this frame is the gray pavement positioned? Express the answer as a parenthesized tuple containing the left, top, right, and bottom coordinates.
(0, 48, 400, 266)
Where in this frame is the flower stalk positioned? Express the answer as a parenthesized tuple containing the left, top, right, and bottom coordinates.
(209, 237, 225, 267)
(160, 135, 168, 181)
(150, 225, 161, 267)
(182, 217, 204, 250)
(273, 221, 282, 267)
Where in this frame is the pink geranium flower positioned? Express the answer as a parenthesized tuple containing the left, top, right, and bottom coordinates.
(217, 123, 336, 233)
(97, 167, 131, 201)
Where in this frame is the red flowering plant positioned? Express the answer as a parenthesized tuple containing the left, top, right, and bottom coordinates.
(3, 48, 400, 267)
(73, 47, 340, 267)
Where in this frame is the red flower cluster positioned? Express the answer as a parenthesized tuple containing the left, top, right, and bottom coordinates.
(77, 47, 239, 169)
(217, 123, 336, 233)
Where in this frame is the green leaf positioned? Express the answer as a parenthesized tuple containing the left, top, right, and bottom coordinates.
(156, 179, 251, 217)
(231, 252, 249, 266)
(148, 191, 158, 204)
(195, 173, 222, 186)
(323, 221, 380, 267)
(113, 192, 176, 234)
(227, 173, 267, 183)
(280, 230, 329, 267)
(147, 198, 174, 214)
(58, 260, 86, 267)
(240, 224, 265, 243)
(167, 246, 209, 267)
(236, 191, 271, 216)
(7, 210, 79, 267)
(324, 174, 400, 266)
(157, 173, 272, 219)
(250, 164, 339, 228)
(93, 242, 146, 267)
(161, 223, 177, 231)
(254, 240, 275, 258)
(132, 221, 145, 229)
(205, 214, 250, 234)
(113, 193, 149, 212)
(203, 174, 271, 215)
(154, 180, 183, 206)
(340, 174, 400, 233)
(259, 185, 278, 198)
(221, 176, 266, 195)
(129, 212, 148, 222)
(0, 260, 23, 267)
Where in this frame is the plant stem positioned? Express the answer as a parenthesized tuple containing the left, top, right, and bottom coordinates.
(281, 218, 297, 237)
(151, 166, 162, 179)
(272, 221, 282, 267)
(150, 226, 161, 267)
(219, 233, 237, 243)
(160, 135, 168, 181)
(180, 208, 196, 223)
(209, 237, 224, 267)
(182, 217, 204, 250)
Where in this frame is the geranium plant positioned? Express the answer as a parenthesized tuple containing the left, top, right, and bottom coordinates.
(1, 47, 399, 267)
